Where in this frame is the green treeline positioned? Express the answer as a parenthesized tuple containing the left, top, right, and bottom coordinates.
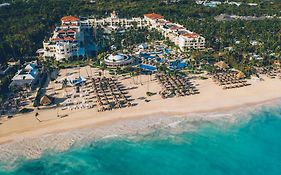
(0, 0, 280, 63)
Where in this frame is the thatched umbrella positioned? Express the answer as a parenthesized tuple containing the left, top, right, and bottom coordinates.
(97, 100, 103, 107)
(236, 71, 246, 79)
(214, 61, 229, 69)
(40, 95, 53, 106)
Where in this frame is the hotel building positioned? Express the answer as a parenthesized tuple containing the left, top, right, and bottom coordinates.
(39, 12, 205, 61)
(92, 11, 147, 30)
(38, 16, 91, 61)
(144, 13, 205, 51)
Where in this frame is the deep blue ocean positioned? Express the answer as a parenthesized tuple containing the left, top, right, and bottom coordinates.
(1, 105, 281, 175)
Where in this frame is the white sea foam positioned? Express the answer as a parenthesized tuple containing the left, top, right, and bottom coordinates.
(0, 99, 281, 167)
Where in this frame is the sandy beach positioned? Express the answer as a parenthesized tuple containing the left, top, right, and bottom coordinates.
(1, 70, 281, 146)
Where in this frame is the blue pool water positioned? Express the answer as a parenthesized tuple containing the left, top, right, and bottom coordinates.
(140, 53, 155, 60)
(1, 105, 281, 175)
(139, 64, 157, 72)
(170, 60, 187, 70)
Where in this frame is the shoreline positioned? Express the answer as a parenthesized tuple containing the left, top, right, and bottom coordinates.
(0, 96, 280, 163)
(0, 76, 281, 146)
(0, 95, 280, 146)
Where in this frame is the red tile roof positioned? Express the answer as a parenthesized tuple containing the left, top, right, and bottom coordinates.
(144, 13, 164, 20)
(67, 29, 76, 33)
(64, 37, 75, 41)
(58, 30, 66, 33)
(169, 26, 183, 31)
(61, 16, 80, 22)
(52, 37, 63, 41)
(182, 33, 199, 39)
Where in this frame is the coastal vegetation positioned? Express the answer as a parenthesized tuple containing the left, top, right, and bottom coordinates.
(96, 28, 164, 52)
(0, 0, 280, 100)
(0, 0, 280, 62)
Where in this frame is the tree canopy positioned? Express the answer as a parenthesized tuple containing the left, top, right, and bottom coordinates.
(0, 0, 280, 65)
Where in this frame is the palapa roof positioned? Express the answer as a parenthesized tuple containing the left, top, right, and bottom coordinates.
(40, 95, 53, 106)
(236, 71, 246, 79)
(214, 61, 229, 69)
(273, 60, 280, 65)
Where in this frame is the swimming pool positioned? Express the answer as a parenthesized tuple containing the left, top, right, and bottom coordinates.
(139, 64, 157, 72)
(170, 60, 187, 70)
(141, 53, 155, 60)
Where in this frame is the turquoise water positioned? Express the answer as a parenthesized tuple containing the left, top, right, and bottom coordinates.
(1, 105, 281, 175)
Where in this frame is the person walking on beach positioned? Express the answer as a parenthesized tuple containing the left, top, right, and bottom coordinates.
(35, 112, 42, 122)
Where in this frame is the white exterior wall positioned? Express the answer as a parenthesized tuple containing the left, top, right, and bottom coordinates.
(177, 36, 206, 51)
(54, 42, 80, 61)
(143, 16, 159, 28)
(41, 17, 90, 61)
(94, 17, 147, 29)
(143, 15, 205, 51)
(10, 63, 39, 88)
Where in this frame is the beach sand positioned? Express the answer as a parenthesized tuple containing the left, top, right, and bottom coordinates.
(0, 72, 281, 146)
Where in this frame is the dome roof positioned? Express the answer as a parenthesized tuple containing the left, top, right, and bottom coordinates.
(104, 53, 133, 67)
(107, 54, 126, 61)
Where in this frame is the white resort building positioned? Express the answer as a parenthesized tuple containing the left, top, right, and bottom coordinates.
(38, 12, 205, 61)
(144, 13, 205, 51)
(38, 16, 91, 61)
(93, 12, 205, 51)
(104, 54, 134, 67)
(9, 62, 39, 88)
(92, 11, 147, 30)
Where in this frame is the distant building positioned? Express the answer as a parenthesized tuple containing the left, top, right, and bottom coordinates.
(38, 15, 91, 61)
(250, 40, 259, 46)
(9, 62, 39, 88)
(138, 43, 149, 50)
(143, 13, 205, 51)
(195, 0, 222, 7)
(248, 3, 258, 6)
(0, 3, 10, 7)
(92, 11, 147, 29)
(195, 1, 255, 7)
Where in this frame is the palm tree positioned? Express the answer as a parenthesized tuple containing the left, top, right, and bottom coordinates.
(147, 72, 152, 92)
(100, 63, 106, 77)
(130, 72, 135, 84)
(62, 79, 68, 89)
(136, 67, 142, 84)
